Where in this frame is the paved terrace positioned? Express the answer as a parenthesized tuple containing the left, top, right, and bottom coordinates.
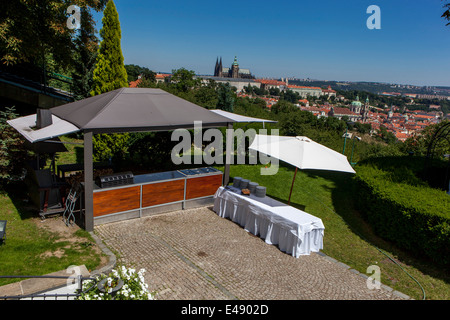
(94, 206, 409, 300)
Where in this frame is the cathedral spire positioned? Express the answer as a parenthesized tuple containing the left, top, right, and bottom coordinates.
(214, 57, 219, 76)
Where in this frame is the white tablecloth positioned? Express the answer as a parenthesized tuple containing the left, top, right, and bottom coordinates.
(213, 186, 325, 257)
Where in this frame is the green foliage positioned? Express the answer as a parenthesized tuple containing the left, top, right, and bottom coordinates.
(194, 86, 218, 109)
(280, 89, 300, 104)
(127, 132, 179, 171)
(216, 82, 235, 112)
(0, 185, 103, 285)
(0, 106, 28, 183)
(125, 64, 155, 83)
(0, 0, 106, 68)
(354, 157, 450, 266)
(90, 1, 129, 162)
(93, 133, 130, 162)
(72, 6, 102, 100)
(170, 68, 201, 92)
(91, 0, 128, 96)
(403, 121, 450, 157)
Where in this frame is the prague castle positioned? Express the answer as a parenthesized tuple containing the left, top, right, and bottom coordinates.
(214, 56, 254, 79)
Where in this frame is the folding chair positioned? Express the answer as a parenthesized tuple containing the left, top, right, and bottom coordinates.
(63, 183, 82, 227)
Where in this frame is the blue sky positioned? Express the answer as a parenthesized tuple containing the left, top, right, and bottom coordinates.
(92, 0, 450, 87)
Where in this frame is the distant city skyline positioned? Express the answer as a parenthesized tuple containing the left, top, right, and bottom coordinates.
(92, 0, 450, 87)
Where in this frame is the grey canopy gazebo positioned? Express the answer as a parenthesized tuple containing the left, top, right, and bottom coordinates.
(9, 88, 237, 231)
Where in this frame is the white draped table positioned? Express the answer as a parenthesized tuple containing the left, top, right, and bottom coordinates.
(213, 186, 325, 258)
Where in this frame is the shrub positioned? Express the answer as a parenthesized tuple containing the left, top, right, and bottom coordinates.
(93, 133, 130, 162)
(354, 157, 450, 266)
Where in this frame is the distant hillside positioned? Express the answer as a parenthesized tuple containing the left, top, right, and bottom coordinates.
(288, 80, 450, 97)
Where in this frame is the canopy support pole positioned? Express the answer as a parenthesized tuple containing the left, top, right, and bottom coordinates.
(288, 167, 298, 205)
(84, 131, 94, 232)
(223, 122, 233, 186)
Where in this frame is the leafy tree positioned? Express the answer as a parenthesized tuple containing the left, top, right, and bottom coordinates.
(92, 131, 129, 162)
(0, 106, 28, 183)
(269, 87, 281, 96)
(281, 89, 299, 104)
(270, 100, 297, 115)
(170, 68, 200, 93)
(194, 86, 218, 108)
(216, 83, 235, 112)
(377, 126, 398, 145)
(127, 132, 179, 171)
(125, 64, 155, 83)
(403, 121, 450, 157)
(91, 0, 128, 96)
(0, 0, 105, 68)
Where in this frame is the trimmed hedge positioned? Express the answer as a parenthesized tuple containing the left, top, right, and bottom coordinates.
(354, 157, 450, 266)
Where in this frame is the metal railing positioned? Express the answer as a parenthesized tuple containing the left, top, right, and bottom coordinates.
(0, 275, 98, 300)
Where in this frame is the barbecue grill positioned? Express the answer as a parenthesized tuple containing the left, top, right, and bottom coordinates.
(97, 172, 134, 188)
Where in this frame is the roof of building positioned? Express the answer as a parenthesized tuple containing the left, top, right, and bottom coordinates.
(331, 107, 358, 116)
(129, 79, 142, 88)
(255, 79, 286, 86)
(287, 85, 322, 90)
(155, 73, 171, 79)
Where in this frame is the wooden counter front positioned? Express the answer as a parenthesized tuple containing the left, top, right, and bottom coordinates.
(93, 186, 140, 217)
(186, 174, 222, 200)
(142, 179, 185, 207)
(92, 169, 223, 221)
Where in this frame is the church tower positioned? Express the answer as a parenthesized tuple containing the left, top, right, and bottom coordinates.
(231, 56, 239, 78)
(360, 96, 369, 122)
(218, 57, 223, 77)
(214, 57, 224, 77)
(351, 95, 362, 114)
(214, 57, 219, 76)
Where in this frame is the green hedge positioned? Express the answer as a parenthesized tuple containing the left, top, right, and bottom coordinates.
(354, 157, 450, 266)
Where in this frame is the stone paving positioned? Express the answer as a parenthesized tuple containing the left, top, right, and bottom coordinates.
(94, 206, 408, 300)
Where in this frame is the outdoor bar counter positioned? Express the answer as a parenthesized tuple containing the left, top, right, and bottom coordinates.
(92, 167, 223, 225)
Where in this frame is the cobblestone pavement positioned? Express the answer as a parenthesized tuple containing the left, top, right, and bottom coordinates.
(94, 206, 407, 300)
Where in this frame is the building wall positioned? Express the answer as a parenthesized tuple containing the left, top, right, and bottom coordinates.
(289, 87, 322, 98)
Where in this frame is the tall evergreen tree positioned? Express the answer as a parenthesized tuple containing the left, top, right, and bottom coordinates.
(90, 0, 128, 96)
(72, 6, 105, 100)
(90, 0, 129, 163)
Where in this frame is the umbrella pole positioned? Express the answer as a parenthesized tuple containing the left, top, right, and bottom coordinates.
(288, 167, 298, 205)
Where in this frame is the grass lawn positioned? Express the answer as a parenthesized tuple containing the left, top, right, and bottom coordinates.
(0, 184, 104, 287)
(0, 135, 104, 287)
(221, 163, 449, 300)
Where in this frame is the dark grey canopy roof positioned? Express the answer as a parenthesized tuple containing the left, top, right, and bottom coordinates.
(50, 87, 235, 133)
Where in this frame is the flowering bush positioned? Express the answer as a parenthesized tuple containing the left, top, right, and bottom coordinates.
(77, 266, 154, 300)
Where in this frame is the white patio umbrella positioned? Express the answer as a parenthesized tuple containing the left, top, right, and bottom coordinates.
(248, 135, 356, 204)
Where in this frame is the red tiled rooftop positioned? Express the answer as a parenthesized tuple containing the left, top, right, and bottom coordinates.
(332, 107, 357, 115)
(129, 79, 142, 88)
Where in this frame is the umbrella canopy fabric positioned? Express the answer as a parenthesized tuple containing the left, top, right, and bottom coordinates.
(249, 134, 355, 174)
(249, 135, 355, 205)
(50, 87, 235, 133)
